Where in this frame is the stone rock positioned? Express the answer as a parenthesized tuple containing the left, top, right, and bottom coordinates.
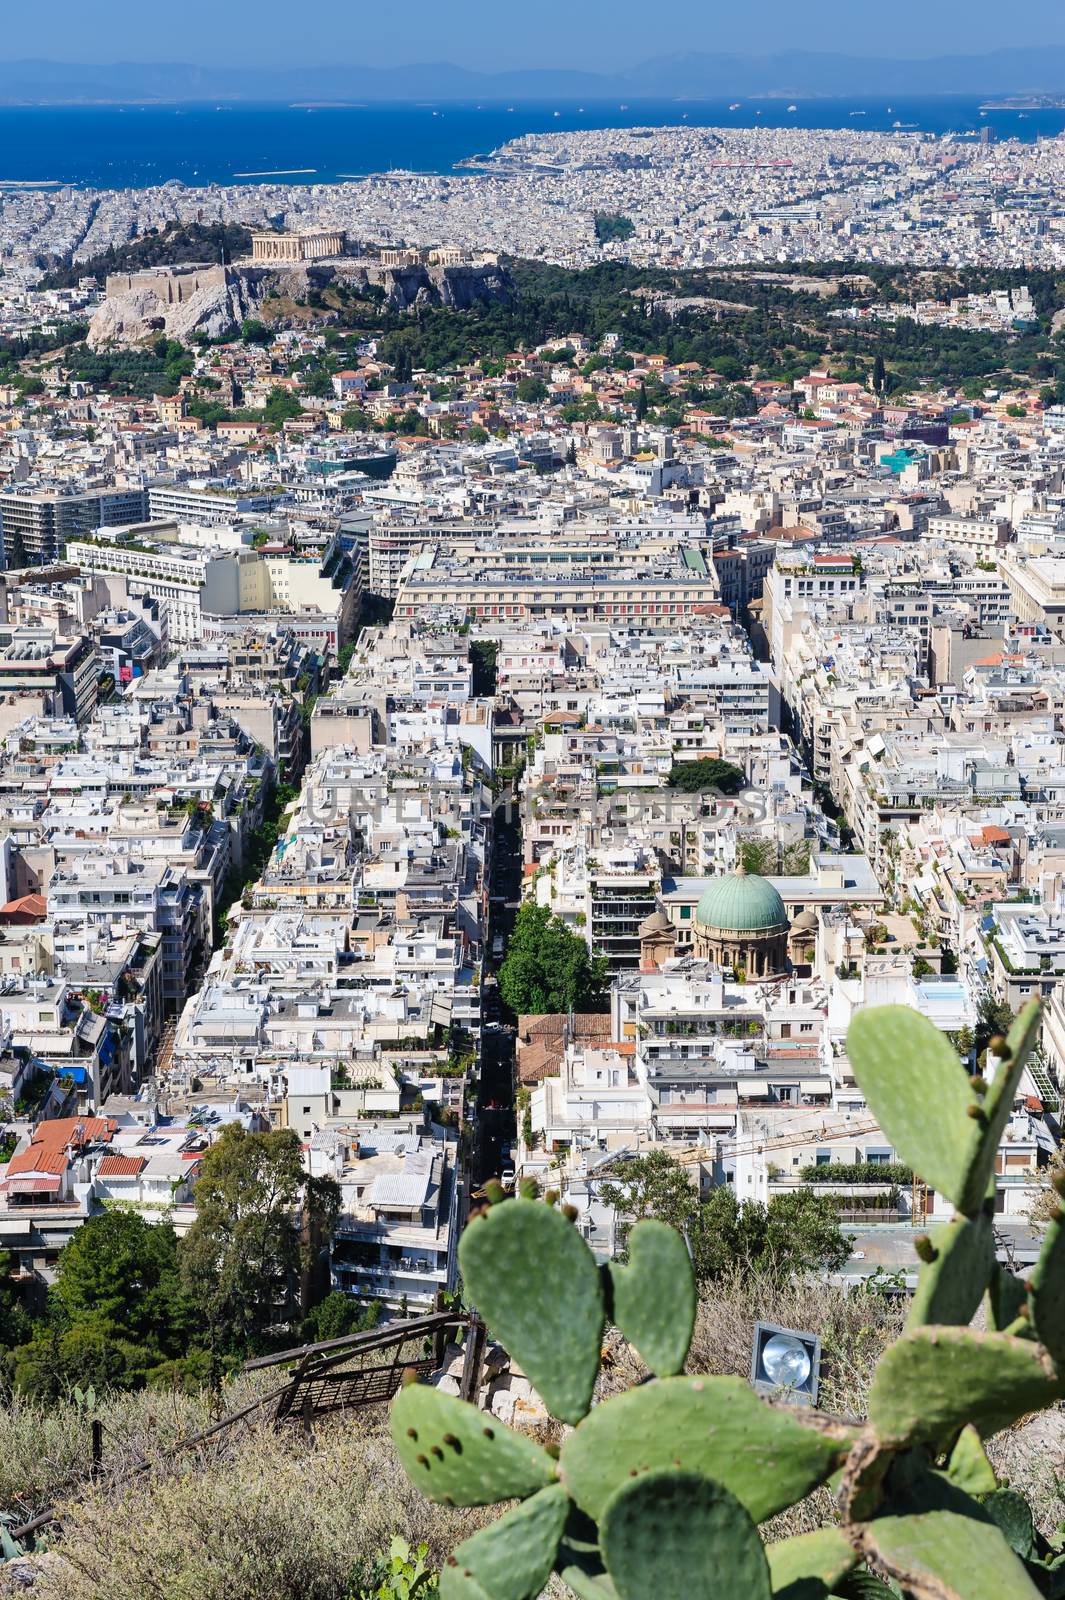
(87, 257, 513, 350)
(490, 1389, 517, 1425)
(87, 267, 271, 349)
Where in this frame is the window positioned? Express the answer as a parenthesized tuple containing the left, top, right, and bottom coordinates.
(815, 1149, 831, 1167)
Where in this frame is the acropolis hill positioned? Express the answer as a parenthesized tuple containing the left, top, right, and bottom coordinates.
(89, 233, 511, 347)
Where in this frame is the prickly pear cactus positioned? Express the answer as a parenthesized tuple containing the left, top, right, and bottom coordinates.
(458, 1194, 604, 1423)
(605, 1218, 694, 1377)
(390, 997, 1065, 1599)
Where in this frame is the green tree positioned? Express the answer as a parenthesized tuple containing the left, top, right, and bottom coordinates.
(635, 380, 648, 421)
(498, 904, 608, 1017)
(301, 367, 335, 398)
(975, 993, 1014, 1059)
(516, 376, 548, 404)
(305, 1290, 381, 1343)
(593, 213, 635, 244)
(469, 639, 498, 696)
(262, 387, 303, 428)
(0, 1248, 30, 1352)
(598, 1151, 850, 1286)
(55, 1210, 190, 1352)
(241, 318, 270, 345)
(667, 758, 745, 795)
(781, 839, 812, 875)
(872, 351, 886, 394)
(738, 839, 777, 875)
(15, 1315, 152, 1398)
(179, 1125, 339, 1354)
(12, 1212, 196, 1394)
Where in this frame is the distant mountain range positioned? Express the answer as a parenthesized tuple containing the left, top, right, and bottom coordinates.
(1, 49, 1065, 104)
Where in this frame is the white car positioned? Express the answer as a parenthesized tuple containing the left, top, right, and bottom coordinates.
(500, 1168, 516, 1187)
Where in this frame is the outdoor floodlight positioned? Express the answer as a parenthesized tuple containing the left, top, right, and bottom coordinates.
(750, 1319, 821, 1407)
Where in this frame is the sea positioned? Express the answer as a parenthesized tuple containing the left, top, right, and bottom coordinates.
(0, 95, 1062, 191)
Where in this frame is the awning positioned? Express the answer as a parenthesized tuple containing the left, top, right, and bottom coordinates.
(0, 1175, 62, 1195)
(800, 1078, 833, 1095)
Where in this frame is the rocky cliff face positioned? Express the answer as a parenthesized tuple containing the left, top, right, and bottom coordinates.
(87, 258, 513, 349)
(374, 262, 514, 311)
(87, 267, 273, 349)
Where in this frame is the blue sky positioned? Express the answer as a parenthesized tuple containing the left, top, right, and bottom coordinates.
(3, 0, 1065, 71)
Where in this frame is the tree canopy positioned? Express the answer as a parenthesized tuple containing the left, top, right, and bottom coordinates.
(12, 1211, 194, 1397)
(180, 1124, 339, 1355)
(598, 1150, 851, 1286)
(667, 758, 745, 795)
(55, 1208, 188, 1345)
(498, 903, 608, 1016)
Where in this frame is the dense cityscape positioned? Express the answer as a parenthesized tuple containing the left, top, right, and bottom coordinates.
(9, 122, 1065, 273)
(0, 57, 1064, 1600)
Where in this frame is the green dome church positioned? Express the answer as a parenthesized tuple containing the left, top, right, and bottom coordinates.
(692, 863, 789, 977)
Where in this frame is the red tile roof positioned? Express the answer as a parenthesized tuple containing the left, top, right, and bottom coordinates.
(5, 1147, 70, 1177)
(0, 893, 47, 924)
(979, 826, 1012, 846)
(98, 1155, 146, 1177)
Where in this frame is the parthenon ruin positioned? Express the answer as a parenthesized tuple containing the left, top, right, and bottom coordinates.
(250, 230, 346, 263)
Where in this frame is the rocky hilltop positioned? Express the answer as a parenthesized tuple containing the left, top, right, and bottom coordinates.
(87, 258, 513, 349)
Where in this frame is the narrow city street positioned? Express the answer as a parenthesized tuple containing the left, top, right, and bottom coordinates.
(473, 793, 522, 1185)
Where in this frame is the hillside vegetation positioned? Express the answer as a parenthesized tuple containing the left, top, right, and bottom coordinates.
(2, 1274, 1061, 1600)
(40, 222, 254, 289)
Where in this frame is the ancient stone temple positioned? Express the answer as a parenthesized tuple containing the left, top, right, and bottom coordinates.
(250, 230, 345, 263)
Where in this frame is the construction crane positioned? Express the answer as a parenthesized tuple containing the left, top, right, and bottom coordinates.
(570, 1118, 883, 1177)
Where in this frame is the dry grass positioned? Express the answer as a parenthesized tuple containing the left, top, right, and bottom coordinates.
(603, 1270, 905, 1423)
(259, 295, 319, 324)
(1, 1403, 487, 1600)
(0, 1379, 275, 1527)
(3, 1276, 1063, 1596)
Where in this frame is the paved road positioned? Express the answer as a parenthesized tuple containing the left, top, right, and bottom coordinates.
(472, 793, 521, 1184)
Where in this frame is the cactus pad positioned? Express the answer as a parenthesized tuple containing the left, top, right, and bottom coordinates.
(606, 1218, 696, 1376)
(869, 1327, 1064, 1446)
(1028, 1213, 1065, 1363)
(557, 1563, 619, 1600)
(943, 1426, 998, 1496)
(981, 1489, 1037, 1561)
(985, 1263, 1028, 1333)
(440, 1482, 570, 1600)
(459, 1197, 605, 1424)
(390, 1384, 557, 1505)
(846, 1007, 981, 1210)
(554, 1508, 619, 1600)
(831, 1576, 902, 1599)
(854, 1509, 1043, 1600)
(558, 1374, 853, 1525)
(905, 1214, 994, 1332)
(766, 1528, 857, 1599)
(598, 1469, 771, 1600)
(958, 998, 1042, 1214)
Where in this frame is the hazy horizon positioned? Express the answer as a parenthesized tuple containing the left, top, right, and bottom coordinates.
(1, 2, 1064, 75)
